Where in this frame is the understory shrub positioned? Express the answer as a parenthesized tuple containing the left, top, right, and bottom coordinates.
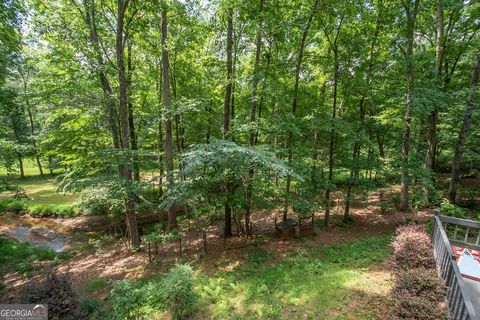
(76, 297, 110, 320)
(0, 198, 80, 217)
(0, 198, 27, 213)
(391, 225, 435, 272)
(110, 263, 197, 320)
(22, 272, 78, 320)
(391, 268, 445, 303)
(160, 264, 197, 320)
(390, 225, 446, 319)
(26, 204, 80, 218)
(392, 296, 446, 320)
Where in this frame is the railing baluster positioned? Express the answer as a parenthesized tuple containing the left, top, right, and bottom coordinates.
(431, 215, 477, 320)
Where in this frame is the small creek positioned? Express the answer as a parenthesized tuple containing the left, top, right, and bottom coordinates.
(0, 213, 88, 252)
(1, 225, 66, 252)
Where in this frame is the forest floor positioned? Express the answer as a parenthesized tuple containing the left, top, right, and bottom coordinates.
(0, 178, 438, 319)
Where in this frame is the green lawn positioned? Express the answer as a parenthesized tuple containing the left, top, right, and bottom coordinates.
(0, 175, 78, 206)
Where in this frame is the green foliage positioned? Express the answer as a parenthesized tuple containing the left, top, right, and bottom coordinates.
(196, 233, 393, 319)
(28, 203, 80, 218)
(0, 236, 59, 278)
(160, 139, 299, 217)
(0, 198, 26, 213)
(110, 263, 197, 320)
(76, 297, 109, 320)
(0, 197, 80, 217)
(82, 279, 109, 293)
(160, 264, 197, 320)
(438, 198, 467, 219)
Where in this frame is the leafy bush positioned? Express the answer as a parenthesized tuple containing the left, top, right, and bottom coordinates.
(76, 297, 109, 320)
(160, 264, 197, 320)
(110, 264, 197, 320)
(439, 198, 466, 219)
(391, 225, 435, 272)
(389, 225, 447, 319)
(0, 198, 27, 213)
(79, 187, 124, 216)
(110, 279, 150, 320)
(0, 179, 28, 198)
(392, 268, 445, 303)
(26, 204, 79, 218)
(392, 295, 447, 320)
(22, 272, 79, 320)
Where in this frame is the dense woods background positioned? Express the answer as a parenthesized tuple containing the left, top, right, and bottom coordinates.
(1, 0, 479, 247)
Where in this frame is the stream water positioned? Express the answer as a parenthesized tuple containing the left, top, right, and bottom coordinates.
(0, 214, 70, 252)
(1, 226, 66, 252)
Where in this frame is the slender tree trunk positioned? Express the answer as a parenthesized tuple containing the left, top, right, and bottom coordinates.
(324, 18, 343, 229)
(18, 156, 24, 178)
(27, 108, 44, 177)
(344, 5, 382, 222)
(116, 0, 140, 247)
(448, 51, 480, 202)
(245, 0, 264, 236)
(161, 7, 177, 230)
(424, 0, 443, 202)
(154, 59, 164, 197)
(82, 0, 121, 149)
(400, 0, 420, 212)
(48, 156, 54, 176)
(223, 7, 234, 237)
(311, 82, 327, 191)
(127, 39, 140, 181)
(283, 0, 318, 221)
(324, 52, 338, 229)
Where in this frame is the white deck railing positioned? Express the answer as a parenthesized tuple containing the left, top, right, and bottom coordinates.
(432, 214, 478, 320)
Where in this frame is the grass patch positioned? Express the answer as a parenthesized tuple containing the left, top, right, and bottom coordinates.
(0, 175, 78, 206)
(196, 233, 393, 319)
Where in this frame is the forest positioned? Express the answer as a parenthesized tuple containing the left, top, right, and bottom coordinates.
(1, 0, 480, 319)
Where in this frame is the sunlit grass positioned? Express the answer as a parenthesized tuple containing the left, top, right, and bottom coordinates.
(196, 234, 393, 319)
(0, 174, 78, 206)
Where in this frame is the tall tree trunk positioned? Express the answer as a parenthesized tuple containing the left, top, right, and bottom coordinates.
(245, 0, 264, 235)
(156, 59, 164, 197)
(324, 17, 343, 229)
(448, 51, 480, 202)
(116, 0, 140, 247)
(223, 7, 234, 237)
(324, 50, 338, 230)
(424, 0, 443, 202)
(344, 4, 382, 222)
(283, 0, 318, 221)
(82, 0, 121, 150)
(127, 38, 140, 181)
(161, 7, 177, 230)
(311, 81, 327, 191)
(26, 108, 44, 177)
(400, 0, 420, 212)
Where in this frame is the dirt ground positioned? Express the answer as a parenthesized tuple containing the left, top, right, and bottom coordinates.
(0, 187, 434, 303)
